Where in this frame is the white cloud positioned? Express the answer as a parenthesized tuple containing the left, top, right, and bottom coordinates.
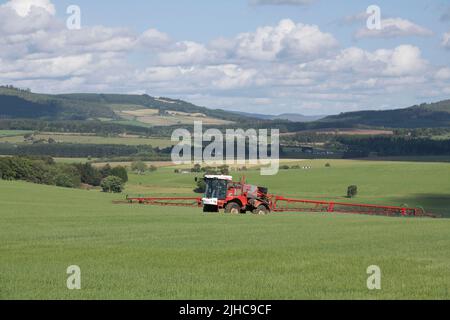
(2, 0, 55, 17)
(138, 28, 171, 49)
(135, 66, 181, 83)
(134, 64, 261, 92)
(0, 0, 138, 91)
(209, 65, 259, 89)
(356, 18, 433, 38)
(381, 45, 427, 76)
(0, 54, 93, 79)
(0, 4, 57, 36)
(154, 19, 338, 65)
(306, 45, 427, 77)
(230, 19, 338, 62)
(435, 67, 450, 80)
(61, 27, 136, 53)
(157, 41, 221, 66)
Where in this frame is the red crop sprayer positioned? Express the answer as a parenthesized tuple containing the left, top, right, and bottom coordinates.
(119, 175, 437, 218)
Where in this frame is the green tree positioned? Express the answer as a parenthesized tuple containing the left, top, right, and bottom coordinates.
(347, 185, 358, 198)
(100, 164, 112, 178)
(0, 158, 15, 180)
(131, 161, 147, 174)
(74, 163, 102, 186)
(194, 179, 206, 193)
(28, 160, 55, 185)
(55, 173, 75, 188)
(111, 166, 128, 182)
(218, 165, 229, 175)
(101, 176, 124, 193)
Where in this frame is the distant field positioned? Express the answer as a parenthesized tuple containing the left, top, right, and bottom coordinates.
(1, 159, 450, 299)
(116, 108, 234, 126)
(432, 134, 450, 140)
(53, 158, 96, 164)
(0, 133, 174, 148)
(0, 130, 32, 137)
(316, 129, 393, 136)
(364, 155, 450, 163)
(281, 129, 394, 137)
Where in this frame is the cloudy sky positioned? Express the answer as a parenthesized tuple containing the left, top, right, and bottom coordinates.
(0, 0, 449, 115)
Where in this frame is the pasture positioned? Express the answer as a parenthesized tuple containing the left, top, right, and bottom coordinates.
(1, 159, 450, 299)
(0, 130, 32, 137)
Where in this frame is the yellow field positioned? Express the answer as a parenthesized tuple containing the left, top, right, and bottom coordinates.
(116, 108, 233, 126)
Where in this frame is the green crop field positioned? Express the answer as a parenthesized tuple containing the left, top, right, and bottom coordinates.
(1, 160, 450, 299)
(0, 130, 32, 137)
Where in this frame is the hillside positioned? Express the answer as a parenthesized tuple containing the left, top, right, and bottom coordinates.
(232, 111, 325, 122)
(2, 86, 450, 129)
(320, 100, 450, 128)
(0, 86, 116, 120)
(0, 86, 252, 124)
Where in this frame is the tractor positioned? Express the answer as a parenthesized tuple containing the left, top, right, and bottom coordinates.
(201, 175, 271, 214)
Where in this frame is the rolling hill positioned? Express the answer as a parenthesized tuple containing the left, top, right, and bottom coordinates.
(319, 100, 450, 128)
(0, 86, 116, 120)
(1, 86, 450, 129)
(0, 86, 253, 125)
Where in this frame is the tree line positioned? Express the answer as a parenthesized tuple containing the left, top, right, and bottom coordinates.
(0, 156, 128, 192)
(0, 119, 178, 136)
(339, 136, 450, 157)
(0, 143, 166, 158)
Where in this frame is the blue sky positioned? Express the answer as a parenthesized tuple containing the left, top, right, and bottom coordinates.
(1, 0, 450, 115)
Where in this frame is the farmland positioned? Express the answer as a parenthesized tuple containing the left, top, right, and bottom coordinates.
(116, 108, 234, 126)
(1, 159, 450, 299)
(0, 130, 32, 137)
(0, 133, 174, 148)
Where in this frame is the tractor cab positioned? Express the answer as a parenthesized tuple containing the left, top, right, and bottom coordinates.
(202, 175, 233, 211)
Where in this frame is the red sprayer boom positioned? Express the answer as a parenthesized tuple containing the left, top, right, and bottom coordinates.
(121, 175, 434, 218)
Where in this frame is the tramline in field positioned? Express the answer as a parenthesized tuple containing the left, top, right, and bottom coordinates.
(122, 175, 433, 218)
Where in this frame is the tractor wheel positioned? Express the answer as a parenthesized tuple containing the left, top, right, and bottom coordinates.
(203, 205, 218, 213)
(253, 205, 269, 215)
(225, 202, 241, 214)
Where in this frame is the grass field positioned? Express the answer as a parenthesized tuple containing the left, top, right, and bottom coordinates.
(0, 130, 32, 137)
(1, 160, 450, 299)
(127, 160, 450, 217)
(53, 157, 97, 164)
